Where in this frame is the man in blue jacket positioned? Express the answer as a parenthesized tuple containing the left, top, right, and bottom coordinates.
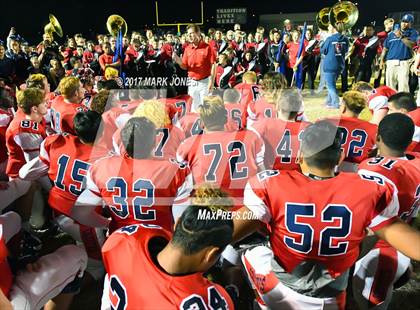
(380, 14, 418, 92)
(321, 23, 349, 109)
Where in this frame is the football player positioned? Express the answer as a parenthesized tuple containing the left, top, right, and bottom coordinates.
(326, 91, 378, 171)
(6, 88, 47, 179)
(6, 88, 48, 231)
(101, 204, 234, 309)
(246, 72, 286, 126)
(223, 88, 247, 130)
(50, 76, 88, 135)
(387, 92, 419, 152)
(177, 95, 265, 207)
(73, 117, 193, 233)
(353, 113, 420, 309)
(250, 89, 310, 171)
(352, 81, 396, 125)
(19, 110, 108, 217)
(0, 211, 87, 310)
(233, 120, 420, 309)
(234, 71, 261, 108)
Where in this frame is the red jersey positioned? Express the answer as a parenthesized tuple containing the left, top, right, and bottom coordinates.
(161, 95, 193, 120)
(225, 102, 248, 130)
(0, 108, 13, 164)
(6, 115, 46, 178)
(251, 118, 310, 170)
(176, 112, 237, 139)
(176, 130, 264, 204)
(368, 86, 397, 113)
(158, 96, 190, 121)
(86, 155, 192, 233)
(50, 95, 88, 135)
(245, 170, 398, 278)
(177, 112, 203, 138)
(327, 116, 377, 164)
(99, 101, 142, 150)
(234, 83, 261, 107)
(0, 226, 12, 298)
(247, 97, 277, 123)
(39, 134, 109, 216)
(113, 124, 185, 160)
(359, 155, 420, 224)
(102, 224, 234, 310)
(407, 108, 420, 152)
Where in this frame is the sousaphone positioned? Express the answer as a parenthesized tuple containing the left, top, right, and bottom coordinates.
(107, 15, 128, 37)
(44, 14, 63, 38)
(329, 1, 359, 31)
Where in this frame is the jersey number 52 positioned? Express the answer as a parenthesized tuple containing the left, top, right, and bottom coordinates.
(285, 203, 352, 256)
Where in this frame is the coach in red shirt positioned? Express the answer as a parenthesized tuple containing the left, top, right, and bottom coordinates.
(173, 24, 216, 112)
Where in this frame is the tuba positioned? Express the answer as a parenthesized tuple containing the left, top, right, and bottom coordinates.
(44, 14, 63, 38)
(106, 15, 128, 37)
(316, 7, 331, 31)
(316, 1, 359, 32)
(329, 1, 359, 31)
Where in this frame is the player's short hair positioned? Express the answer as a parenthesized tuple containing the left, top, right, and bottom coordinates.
(90, 90, 110, 115)
(172, 205, 233, 255)
(242, 71, 257, 84)
(192, 185, 233, 209)
(97, 79, 121, 91)
(388, 92, 416, 112)
(17, 88, 45, 115)
(26, 74, 47, 89)
(378, 113, 414, 152)
(58, 76, 80, 99)
(186, 24, 201, 33)
(223, 88, 241, 103)
(73, 111, 102, 143)
(121, 117, 156, 159)
(342, 91, 367, 114)
(133, 99, 170, 128)
(261, 72, 287, 104)
(199, 96, 227, 128)
(301, 120, 342, 169)
(276, 88, 302, 116)
(352, 81, 374, 93)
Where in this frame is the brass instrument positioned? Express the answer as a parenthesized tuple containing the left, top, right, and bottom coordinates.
(316, 1, 359, 31)
(329, 1, 359, 31)
(106, 15, 128, 37)
(44, 14, 63, 38)
(316, 7, 331, 31)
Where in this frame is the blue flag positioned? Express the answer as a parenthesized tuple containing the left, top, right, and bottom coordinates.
(112, 31, 126, 84)
(276, 40, 287, 76)
(295, 22, 307, 89)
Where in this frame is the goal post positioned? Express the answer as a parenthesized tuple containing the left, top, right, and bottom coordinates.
(155, 1, 204, 34)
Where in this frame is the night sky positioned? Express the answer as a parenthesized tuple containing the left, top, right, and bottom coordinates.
(1, 0, 419, 44)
